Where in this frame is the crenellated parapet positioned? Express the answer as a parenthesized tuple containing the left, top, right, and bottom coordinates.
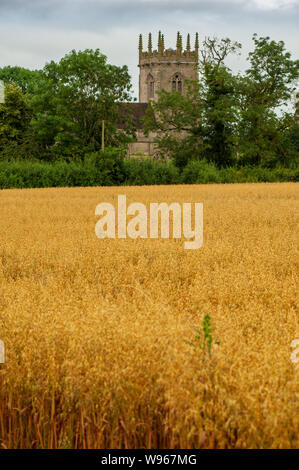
(139, 32, 199, 65)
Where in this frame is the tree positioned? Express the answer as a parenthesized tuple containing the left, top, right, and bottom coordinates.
(143, 80, 205, 169)
(30, 49, 135, 160)
(237, 35, 299, 166)
(0, 83, 32, 156)
(200, 38, 241, 167)
(281, 91, 299, 167)
(0, 66, 42, 95)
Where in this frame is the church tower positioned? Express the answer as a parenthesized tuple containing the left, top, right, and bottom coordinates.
(138, 31, 199, 103)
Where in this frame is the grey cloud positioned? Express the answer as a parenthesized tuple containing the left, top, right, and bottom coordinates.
(1, 1, 299, 27)
(0, 0, 298, 99)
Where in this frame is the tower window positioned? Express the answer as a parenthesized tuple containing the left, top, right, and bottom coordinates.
(147, 74, 155, 100)
(172, 74, 182, 94)
(149, 81, 154, 99)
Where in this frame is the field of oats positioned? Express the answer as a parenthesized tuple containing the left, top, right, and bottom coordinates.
(0, 183, 298, 449)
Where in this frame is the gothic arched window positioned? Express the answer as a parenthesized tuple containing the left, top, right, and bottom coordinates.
(147, 74, 155, 100)
(172, 73, 183, 94)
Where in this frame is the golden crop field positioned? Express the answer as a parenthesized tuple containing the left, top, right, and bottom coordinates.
(0, 183, 298, 449)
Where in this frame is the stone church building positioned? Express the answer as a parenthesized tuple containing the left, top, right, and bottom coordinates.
(127, 31, 199, 156)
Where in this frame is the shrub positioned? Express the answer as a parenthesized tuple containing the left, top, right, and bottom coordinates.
(92, 147, 126, 186)
(124, 158, 180, 185)
(181, 160, 220, 184)
(0, 158, 297, 190)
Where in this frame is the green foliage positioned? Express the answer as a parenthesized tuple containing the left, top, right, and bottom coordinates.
(143, 37, 241, 168)
(30, 49, 135, 158)
(0, 83, 32, 154)
(203, 66, 238, 167)
(0, 66, 42, 94)
(187, 314, 219, 360)
(0, 38, 298, 174)
(181, 160, 298, 184)
(200, 37, 241, 167)
(246, 34, 299, 108)
(142, 81, 205, 168)
(143, 35, 299, 169)
(0, 160, 101, 188)
(124, 157, 180, 185)
(91, 147, 127, 186)
(181, 160, 220, 183)
(0, 158, 296, 190)
(237, 35, 299, 167)
(281, 118, 299, 167)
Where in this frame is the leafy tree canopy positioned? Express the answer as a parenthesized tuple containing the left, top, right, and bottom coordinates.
(0, 66, 42, 94)
(30, 49, 135, 159)
(0, 83, 32, 154)
(144, 35, 299, 168)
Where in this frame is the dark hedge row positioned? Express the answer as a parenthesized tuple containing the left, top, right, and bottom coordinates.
(0, 158, 297, 190)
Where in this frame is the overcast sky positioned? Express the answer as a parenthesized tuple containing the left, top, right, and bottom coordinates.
(0, 0, 298, 99)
